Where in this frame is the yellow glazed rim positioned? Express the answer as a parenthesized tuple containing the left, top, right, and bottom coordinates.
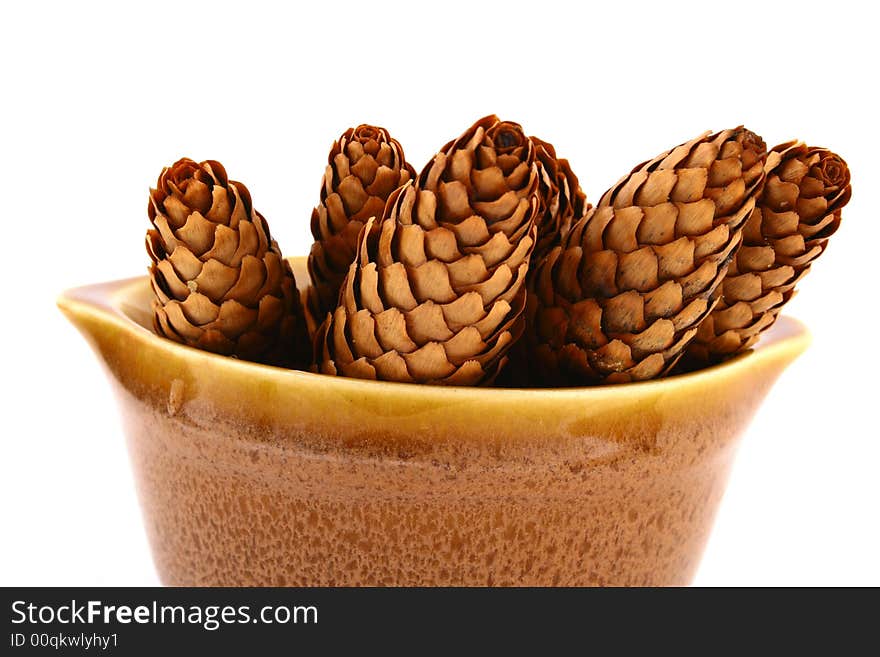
(57, 258, 812, 409)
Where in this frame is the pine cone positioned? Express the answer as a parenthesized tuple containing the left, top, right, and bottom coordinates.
(530, 127, 768, 384)
(316, 115, 540, 385)
(308, 125, 416, 321)
(146, 158, 309, 367)
(498, 137, 589, 387)
(688, 142, 852, 360)
(531, 137, 589, 265)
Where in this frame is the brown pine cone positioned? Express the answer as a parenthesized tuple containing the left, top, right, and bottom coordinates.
(308, 125, 416, 321)
(530, 127, 768, 384)
(497, 137, 589, 387)
(531, 137, 589, 265)
(146, 158, 309, 367)
(316, 115, 540, 385)
(688, 142, 852, 361)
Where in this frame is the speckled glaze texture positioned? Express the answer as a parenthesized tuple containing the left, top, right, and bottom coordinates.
(59, 258, 809, 586)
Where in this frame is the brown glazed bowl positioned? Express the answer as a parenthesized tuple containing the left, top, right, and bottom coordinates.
(59, 257, 809, 586)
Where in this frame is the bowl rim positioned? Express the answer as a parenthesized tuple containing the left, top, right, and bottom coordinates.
(57, 259, 812, 404)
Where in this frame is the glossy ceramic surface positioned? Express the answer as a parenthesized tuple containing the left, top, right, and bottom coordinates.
(58, 258, 810, 586)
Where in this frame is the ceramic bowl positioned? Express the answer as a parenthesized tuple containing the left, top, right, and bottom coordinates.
(58, 257, 809, 586)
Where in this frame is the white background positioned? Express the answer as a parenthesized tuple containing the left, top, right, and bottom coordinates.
(1, 0, 878, 586)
